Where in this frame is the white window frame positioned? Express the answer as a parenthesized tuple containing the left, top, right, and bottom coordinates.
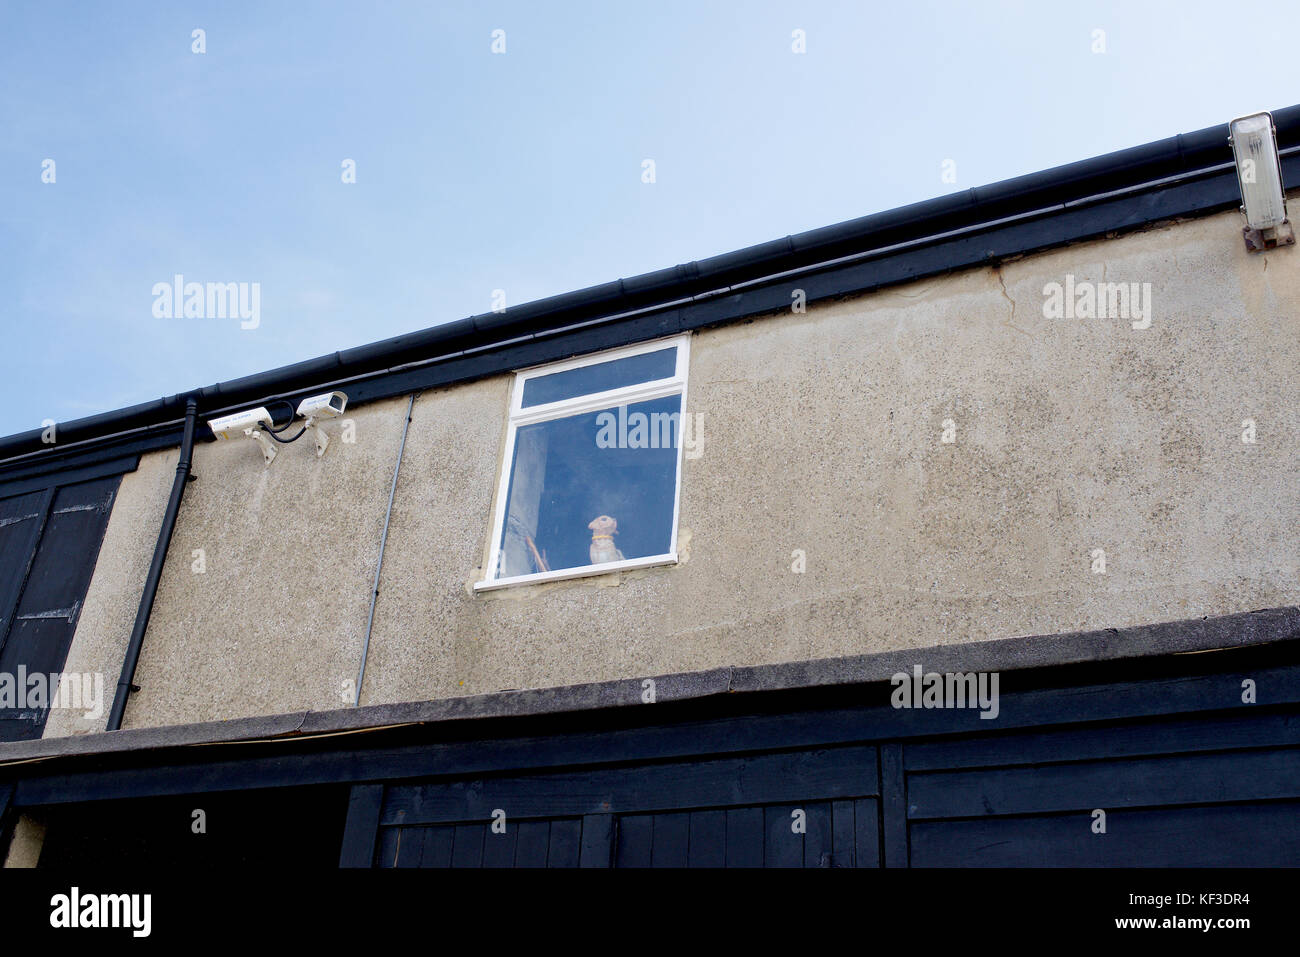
(474, 334, 691, 592)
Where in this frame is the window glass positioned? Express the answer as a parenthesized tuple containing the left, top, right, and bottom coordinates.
(520, 347, 677, 408)
(496, 394, 682, 578)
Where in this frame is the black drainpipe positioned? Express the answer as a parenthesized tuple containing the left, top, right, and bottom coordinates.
(107, 397, 199, 731)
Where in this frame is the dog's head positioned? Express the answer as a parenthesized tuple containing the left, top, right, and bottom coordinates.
(588, 515, 618, 536)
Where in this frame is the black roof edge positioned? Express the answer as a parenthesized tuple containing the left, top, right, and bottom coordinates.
(0, 605, 1295, 767)
(4, 105, 1298, 469)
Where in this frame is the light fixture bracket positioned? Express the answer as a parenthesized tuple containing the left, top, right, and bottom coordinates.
(246, 428, 277, 466)
(304, 416, 330, 457)
(1243, 221, 1296, 252)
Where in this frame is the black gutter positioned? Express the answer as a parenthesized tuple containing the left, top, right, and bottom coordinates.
(106, 397, 199, 731)
(4, 105, 1299, 468)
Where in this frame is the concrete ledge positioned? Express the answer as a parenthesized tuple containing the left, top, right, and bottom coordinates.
(1, 605, 1296, 768)
(729, 605, 1300, 693)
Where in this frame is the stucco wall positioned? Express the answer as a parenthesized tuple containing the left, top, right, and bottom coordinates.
(43, 449, 176, 739)
(50, 205, 1300, 733)
(2, 815, 45, 868)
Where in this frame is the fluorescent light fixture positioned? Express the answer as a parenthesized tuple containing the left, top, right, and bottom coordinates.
(1230, 111, 1288, 230)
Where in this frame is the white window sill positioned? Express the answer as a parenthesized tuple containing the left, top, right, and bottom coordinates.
(473, 552, 678, 593)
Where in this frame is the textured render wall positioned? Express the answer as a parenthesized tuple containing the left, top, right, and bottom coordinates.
(2, 816, 45, 868)
(50, 205, 1300, 732)
(116, 395, 413, 730)
(43, 449, 177, 738)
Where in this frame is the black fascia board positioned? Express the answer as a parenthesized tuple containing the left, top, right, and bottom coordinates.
(0, 605, 1295, 781)
(3, 105, 1296, 476)
(6, 622, 1300, 808)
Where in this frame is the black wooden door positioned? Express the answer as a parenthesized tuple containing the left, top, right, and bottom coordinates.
(611, 799, 877, 868)
(372, 745, 881, 868)
(0, 476, 119, 740)
(343, 651, 1300, 868)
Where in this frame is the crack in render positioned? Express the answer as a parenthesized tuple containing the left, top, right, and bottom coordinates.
(995, 268, 1032, 339)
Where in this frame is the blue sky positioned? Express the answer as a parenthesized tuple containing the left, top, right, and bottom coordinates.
(4, 0, 1300, 438)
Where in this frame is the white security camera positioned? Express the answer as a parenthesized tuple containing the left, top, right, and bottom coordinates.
(208, 407, 272, 438)
(295, 391, 347, 419)
(295, 391, 349, 457)
(208, 407, 278, 465)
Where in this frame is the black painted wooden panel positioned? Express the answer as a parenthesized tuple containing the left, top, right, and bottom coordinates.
(904, 708, 1300, 771)
(615, 813, 653, 867)
(579, 814, 613, 867)
(363, 698, 1300, 868)
(880, 742, 907, 867)
(830, 799, 856, 868)
(0, 781, 14, 851)
(338, 783, 383, 867)
(547, 818, 582, 868)
(8, 480, 114, 614)
(381, 744, 878, 826)
(650, 812, 689, 868)
(513, 821, 550, 868)
(451, 824, 485, 868)
(612, 799, 875, 869)
(723, 807, 763, 868)
(853, 798, 880, 867)
(908, 746, 1300, 820)
(0, 491, 50, 640)
(418, 826, 453, 868)
(0, 454, 138, 502)
(687, 810, 725, 867)
(0, 477, 118, 741)
(514, 816, 551, 868)
(394, 826, 424, 867)
(482, 820, 518, 867)
(764, 805, 803, 868)
(1, 618, 76, 677)
(910, 800, 1300, 867)
(377, 816, 594, 868)
(374, 827, 400, 868)
(803, 801, 833, 868)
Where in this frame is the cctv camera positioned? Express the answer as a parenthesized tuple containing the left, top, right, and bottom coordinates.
(294, 391, 349, 457)
(295, 391, 347, 419)
(208, 407, 273, 439)
(207, 407, 277, 465)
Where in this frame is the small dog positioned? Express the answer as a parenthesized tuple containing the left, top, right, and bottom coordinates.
(588, 515, 625, 565)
